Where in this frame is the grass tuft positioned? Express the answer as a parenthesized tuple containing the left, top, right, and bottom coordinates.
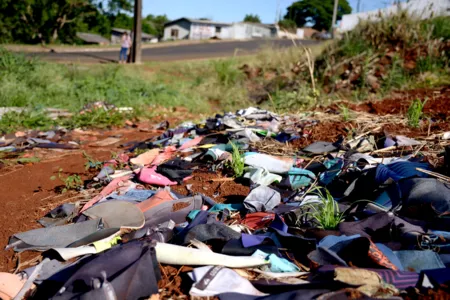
(339, 104, 353, 121)
(228, 142, 244, 178)
(301, 188, 344, 230)
(407, 98, 427, 128)
(50, 168, 83, 193)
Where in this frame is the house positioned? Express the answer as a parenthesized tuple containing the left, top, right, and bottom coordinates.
(76, 32, 110, 45)
(163, 18, 230, 40)
(111, 28, 157, 44)
(220, 22, 273, 39)
(163, 18, 281, 40)
(340, 0, 450, 32)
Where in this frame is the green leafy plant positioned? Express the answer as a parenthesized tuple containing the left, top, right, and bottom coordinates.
(227, 142, 244, 178)
(0, 110, 55, 134)
(83, 151, 103, 170)
(301, 188, 344, 230)
(213, 59, 242, 86)
(110, 152, 128, 170)
(407, 98, 427, 128)
(51, 168, 83, 193)
(338, 104, 353, 121)
(133, 148, 148, 156)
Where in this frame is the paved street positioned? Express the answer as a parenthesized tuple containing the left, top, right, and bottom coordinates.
(30, 39, 320, 63)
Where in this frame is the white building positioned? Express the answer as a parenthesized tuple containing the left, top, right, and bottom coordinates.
(163, 18, 281, 40)
(340, 0, 450, 32)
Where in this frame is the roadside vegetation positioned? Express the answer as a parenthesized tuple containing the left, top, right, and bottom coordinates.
(0, 13, 449, 134)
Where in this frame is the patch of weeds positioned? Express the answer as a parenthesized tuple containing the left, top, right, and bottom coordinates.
(0, 154, 40, 166)
(213, 59, 242, 86)
(407, 98, 427, 128)
(416, 55, 446, 74)
(301, 188, 344, 230)
(425, 16, 450, 40)
(51, 168, 83, 193)
(227, 142, 244, 178)
(338, 105, 353, 121)
(0, 111, 55, 133)
(110, 152, 127, 169)
(270, 86, 320, 112)
(83, 151, 103, 171)
(383, 55, 409, 92)
(62, 109, 130, 129)
(133, 148, 149, 156)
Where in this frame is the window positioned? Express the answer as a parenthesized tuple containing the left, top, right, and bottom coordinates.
(171, 29, 179, 38)
(215, 26, 222, 34)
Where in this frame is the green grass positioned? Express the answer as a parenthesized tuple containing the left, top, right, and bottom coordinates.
(213, 59, 243, 86)
(228, 142, 244, 178)
(83, 151, 103, 171)
(338, 104, 353, 121)
(0, 47, 209, 113)
(407, 98, 427, 128)
(1, 14, 449, 135)
(50, 169, 83, 193)
(301, 188, 344, 230)
(0, 43, 329, 135)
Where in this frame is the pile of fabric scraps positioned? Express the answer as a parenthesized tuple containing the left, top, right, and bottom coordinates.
(3, 106, 450, 300)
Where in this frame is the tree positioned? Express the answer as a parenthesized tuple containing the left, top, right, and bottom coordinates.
(278, 19, 297, 32)
(284, 0, 351, 31)
(144, 14, 169, 37)
(243, 14, 261, 23)
(107, 0, 132, 15)
(0, 0, 96, 44)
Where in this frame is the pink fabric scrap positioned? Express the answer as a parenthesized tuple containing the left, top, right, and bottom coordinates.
(80, 174, 132, 213)
(137, 166, 177, 186)
(179, 136, 204, 150)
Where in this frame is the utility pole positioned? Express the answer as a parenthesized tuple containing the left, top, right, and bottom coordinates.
(357, 0, 362, 12)
(331, 0, 339, 38)
(132, 0, 142, 64)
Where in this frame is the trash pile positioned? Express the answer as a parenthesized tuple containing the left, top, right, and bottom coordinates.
(2, 106, 450, 300)
(0, 129, 79, 153)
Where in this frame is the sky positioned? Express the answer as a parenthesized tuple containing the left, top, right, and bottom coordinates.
(142, 0, 396, 23)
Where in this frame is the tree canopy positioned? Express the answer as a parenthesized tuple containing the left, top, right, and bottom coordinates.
(243, 14, 261, 23)
(284, 0, 352, 31)
(0, 0, 169, 44)
(278, 19, 297, 32)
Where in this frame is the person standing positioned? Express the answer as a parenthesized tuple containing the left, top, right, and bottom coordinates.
(119, 32, 132, 64)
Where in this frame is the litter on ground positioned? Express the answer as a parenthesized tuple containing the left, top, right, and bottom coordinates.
(1, 97, 450, 300)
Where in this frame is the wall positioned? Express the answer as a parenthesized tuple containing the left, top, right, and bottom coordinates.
(340, 0, 450, 32)
(111, 33, 121, 44)
(190, 23, 218, 40)
(228, 23, 272, 39)
(163, 20, 191, 40)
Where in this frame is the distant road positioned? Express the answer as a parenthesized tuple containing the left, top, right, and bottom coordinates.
(30, 39, 321, 63)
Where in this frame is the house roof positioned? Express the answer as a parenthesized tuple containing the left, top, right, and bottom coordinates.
(76, 32, 110, 44)
(111, 28, 155, 39)
(164, 18, 230, 27)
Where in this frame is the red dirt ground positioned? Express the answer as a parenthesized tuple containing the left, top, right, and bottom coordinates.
(350, 86, 450, 120)
(0, 128, 156, 272)
(171, 171, 250, 204)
